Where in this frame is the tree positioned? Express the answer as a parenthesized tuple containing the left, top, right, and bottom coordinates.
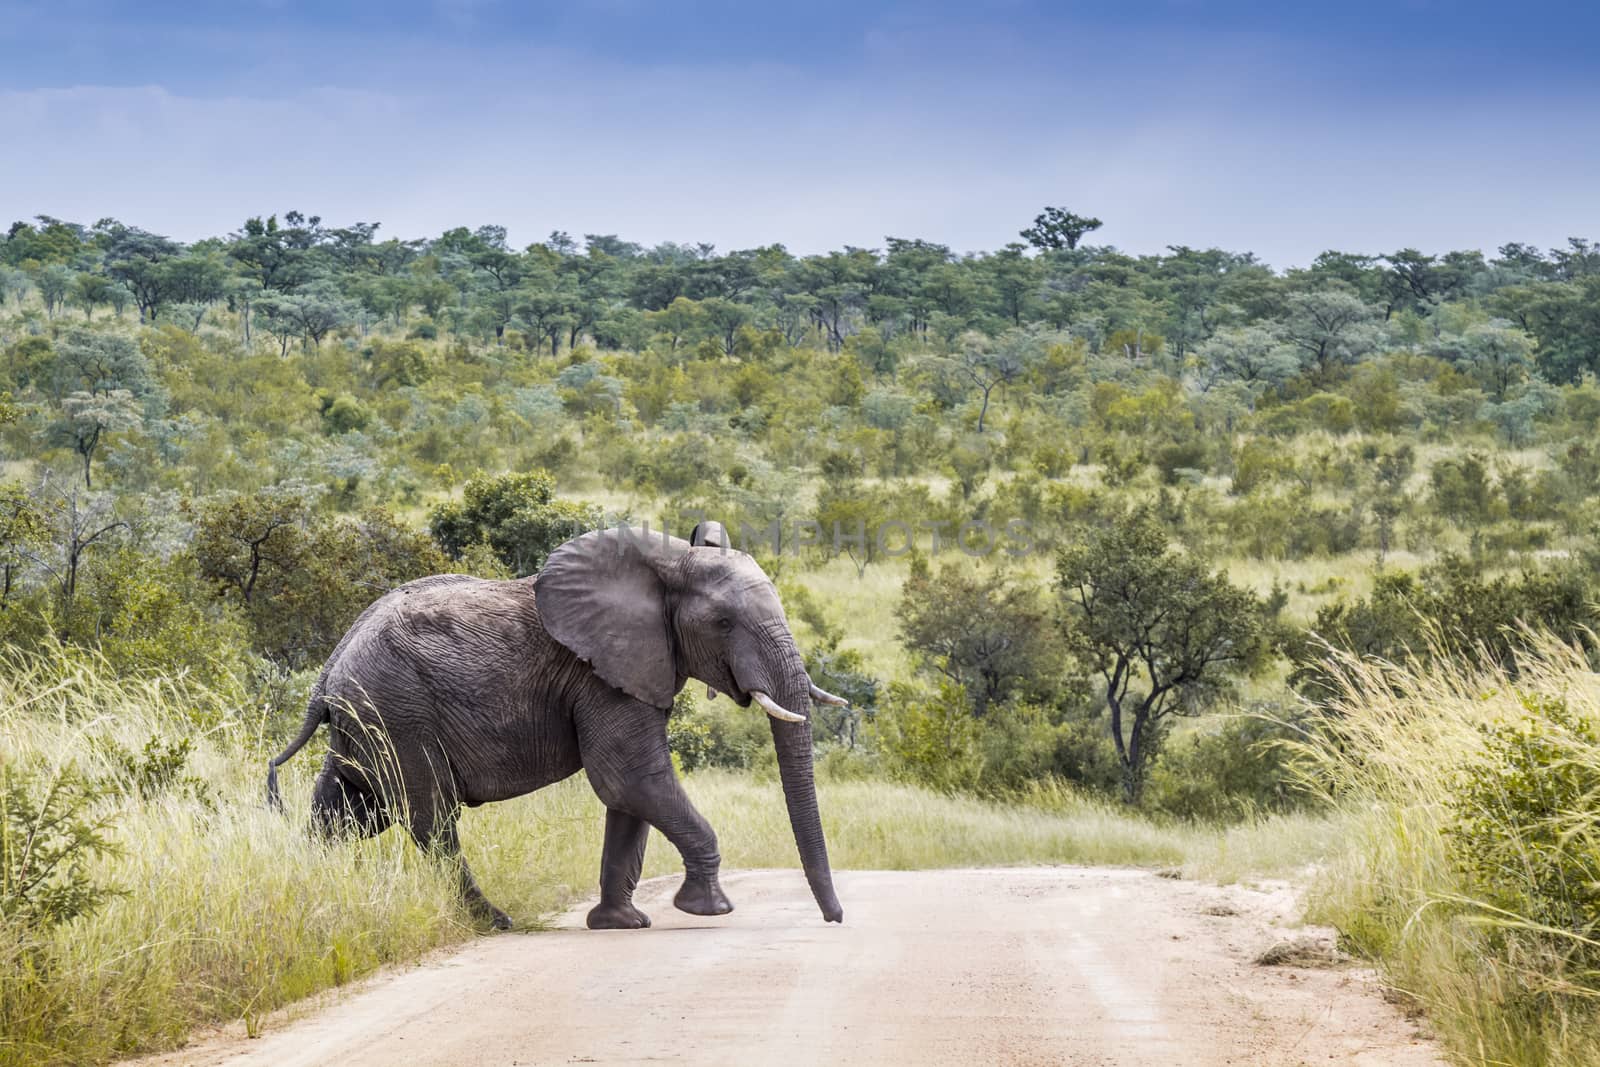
(34, 264, 72, 318)
(289, 281, 356, 348)
(1429, 450, 1500, 528)
(23, 480, 127, 626)
(69, 272, 114, 321)
(254, 282, 355, 352)
(0, 266, 28, 306)
(100, 223, 181, 321)
(1276, 289, 1383, 383)
(188, 484, 310, 609)
(699, 297, 752, 357)
(190, 485, 449, 667)
(941, 329, 1034, 433)
(1057, 512, 1266, 803)
(428, 471, 601, 577)
(54, 389, 141, 487)
(1195, 325, 1301, 394)
(1490, 277, 1600, 384)
(896, 558, 1061, 717)
(814, 477, 894, 577)
(1455, 319, 1533, 402)
(647, 296, 705, 353)
(229, 212, 324, 293)
(985, 242, 1040, 325)
(1020, 207, 1103, 252)
(48, 330, 153, 402)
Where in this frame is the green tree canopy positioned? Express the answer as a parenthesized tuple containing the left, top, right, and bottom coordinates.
(1057, 512, 1266, 803)
(428, 470, 601, 577)
(896, 557, 1062, 717)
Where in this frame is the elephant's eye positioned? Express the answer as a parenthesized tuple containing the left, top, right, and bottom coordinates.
(716, 616, 735, 633)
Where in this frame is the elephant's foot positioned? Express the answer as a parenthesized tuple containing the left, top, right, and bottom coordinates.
(469, 898, 514, 931)
(674, 874, 733, 917)
(586, 900, 652, 930)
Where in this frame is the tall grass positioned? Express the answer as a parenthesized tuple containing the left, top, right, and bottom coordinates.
(1293, 635, 1600, 1066)
(0, 649, 1312, 1067)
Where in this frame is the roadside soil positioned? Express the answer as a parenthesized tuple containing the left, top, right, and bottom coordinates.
(133, 866, 1444, 1066)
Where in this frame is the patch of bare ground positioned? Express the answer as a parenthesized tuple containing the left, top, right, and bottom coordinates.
(131, 867, 1443, 1067)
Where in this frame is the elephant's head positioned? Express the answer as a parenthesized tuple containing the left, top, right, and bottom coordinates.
(537, 525, 845, 923)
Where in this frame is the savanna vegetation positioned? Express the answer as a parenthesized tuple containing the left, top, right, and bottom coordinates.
(4, 209, 1600, 1064)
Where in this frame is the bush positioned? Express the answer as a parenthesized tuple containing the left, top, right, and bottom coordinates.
(99, 736, 211, 807)
(1145, 713, 1305, 822)
(318, 392, 372, 435)
(1291, 559, 1600, 700)
(428, 470, 601, 577)
(874, 681, 984, 792)
(1229, 438, 1294, 496)
(666, 693, 772, 773)
(0, 762, 119, 931)
(191, 489, 450, 668)
(978, 702, 1120, 796)
(896, 558, 1062, 716)
(1153, 439, 1208, 485)
(1444, 694, 1600, 945)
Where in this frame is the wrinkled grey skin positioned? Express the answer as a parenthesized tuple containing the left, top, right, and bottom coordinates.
(266, 524, 842, 931)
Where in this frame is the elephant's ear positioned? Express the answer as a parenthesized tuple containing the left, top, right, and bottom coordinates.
(536, 528, 685, 709)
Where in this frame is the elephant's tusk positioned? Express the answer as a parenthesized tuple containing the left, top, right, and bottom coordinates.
(808, 681, 849, 707)
(750, 690, 805, 723)
(707, 685, 718, 700)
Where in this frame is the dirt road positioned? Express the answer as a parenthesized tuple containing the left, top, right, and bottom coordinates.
(141, 867, 1442, 1066)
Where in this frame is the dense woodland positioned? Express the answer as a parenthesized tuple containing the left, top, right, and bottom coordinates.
(4, 210, 1600, 812)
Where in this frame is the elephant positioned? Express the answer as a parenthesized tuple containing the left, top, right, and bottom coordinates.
(265, 521, 846, 931)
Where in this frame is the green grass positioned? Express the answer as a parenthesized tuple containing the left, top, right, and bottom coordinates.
(1293, 637, 1600, 1066)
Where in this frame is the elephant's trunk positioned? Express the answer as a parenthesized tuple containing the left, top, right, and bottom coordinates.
(766, 654, 843, 924)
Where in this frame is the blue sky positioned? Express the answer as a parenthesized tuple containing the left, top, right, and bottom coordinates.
(2, 1, 1597, 267)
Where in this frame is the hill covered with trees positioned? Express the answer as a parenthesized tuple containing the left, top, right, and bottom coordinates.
(4, 209, 1600, 803)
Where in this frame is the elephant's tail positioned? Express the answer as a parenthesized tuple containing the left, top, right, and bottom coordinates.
(266, 687, 329, 812)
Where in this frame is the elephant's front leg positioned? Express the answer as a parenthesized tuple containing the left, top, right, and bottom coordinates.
(578, 703, 733, 920)
(586, 808, 653, 929)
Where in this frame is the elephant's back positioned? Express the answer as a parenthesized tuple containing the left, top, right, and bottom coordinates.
(388, 574, 542, 644)
(324, 574, 545, 680)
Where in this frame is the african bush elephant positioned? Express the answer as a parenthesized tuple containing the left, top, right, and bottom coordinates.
(265, 522, 846, 930)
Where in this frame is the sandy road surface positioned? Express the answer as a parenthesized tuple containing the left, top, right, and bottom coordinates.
(139, 867, 1442, 1066)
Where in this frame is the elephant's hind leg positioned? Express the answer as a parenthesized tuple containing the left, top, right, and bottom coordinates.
(587, 808, 653, 930)
(405, 804, 512, 931)
(310, 765, 393, 840)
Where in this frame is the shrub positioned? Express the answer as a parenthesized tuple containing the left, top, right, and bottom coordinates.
(1146, 713, 1306, 822)
(0, 762, 119, 931)
(896, 558, 1062, 716)
(1153, 439, 1208, 484)
(666, 693, 772, 773)
(1229, 438, 1294, 496)
(1444, 695, 1600, 946)
(318, 392, 372, 435)
(191, 488, 450, 669)
(874, 680, 984, 792)
(1291, 560, 1600, 700)
(428, 470, 601, 577)
(99, 736, 211, 807)
(977, 702, 1121, 796)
